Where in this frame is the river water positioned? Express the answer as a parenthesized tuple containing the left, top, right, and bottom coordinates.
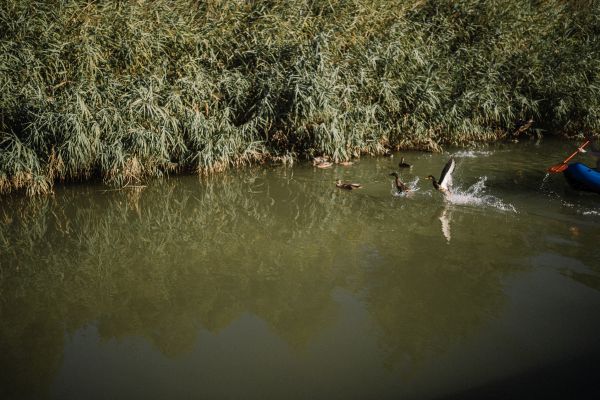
(1, 139, 599, 399)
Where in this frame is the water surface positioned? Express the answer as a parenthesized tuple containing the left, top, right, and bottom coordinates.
(1, 139, 600, 399)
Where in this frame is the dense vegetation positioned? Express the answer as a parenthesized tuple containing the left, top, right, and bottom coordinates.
(1, 0, 599, 194)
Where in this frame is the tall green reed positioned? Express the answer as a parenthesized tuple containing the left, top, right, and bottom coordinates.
(1, 0, 599, 194)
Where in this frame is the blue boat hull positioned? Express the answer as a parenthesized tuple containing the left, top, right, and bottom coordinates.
(563, 162, 600, 193)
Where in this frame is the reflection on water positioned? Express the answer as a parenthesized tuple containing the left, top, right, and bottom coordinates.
(438, 206, 452, 243)
(1, 140, 600, 399)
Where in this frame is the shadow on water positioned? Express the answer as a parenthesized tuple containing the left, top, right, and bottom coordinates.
(440, 352, 600, 400)
(1, 142, 600, 399)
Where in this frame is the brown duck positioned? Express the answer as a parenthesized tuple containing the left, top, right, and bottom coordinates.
(389, 172, 410, 193)
(335, 180, 362, 190)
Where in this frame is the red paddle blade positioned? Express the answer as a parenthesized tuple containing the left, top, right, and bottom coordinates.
(547, 140, 590, 173)
(547, 163, 569, 173)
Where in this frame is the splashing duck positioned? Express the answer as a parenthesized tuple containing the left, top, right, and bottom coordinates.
(426, 158, 455, 195)
(389, 172, 410, 193)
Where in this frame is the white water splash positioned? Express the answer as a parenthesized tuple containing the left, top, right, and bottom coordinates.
(445, 177, 517, 212)
(582, 210, 600, 216)
(407, 176, 420, 192)
(452, 150, 493, 158)
(539, 172, 552, 190)
(559, 200, 600, 216)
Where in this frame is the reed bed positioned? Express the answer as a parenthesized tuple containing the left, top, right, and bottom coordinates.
(1, 0, 599, 194)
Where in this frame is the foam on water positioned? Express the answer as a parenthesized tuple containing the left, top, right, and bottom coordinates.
(576, 203, 600, 216)
(452, 150, 493, 158)
(582, 210, 600, 216)
(563, 203, 600, 217)
(446, 176, 517, 212)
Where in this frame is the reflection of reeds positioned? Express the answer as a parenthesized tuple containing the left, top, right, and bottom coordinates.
(1, 170, 599, 397)
(1, 0, 599, 194)
(4, 166, 582, 396)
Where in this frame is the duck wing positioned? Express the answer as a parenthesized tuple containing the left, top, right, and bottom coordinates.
(438, 158, 455, 191)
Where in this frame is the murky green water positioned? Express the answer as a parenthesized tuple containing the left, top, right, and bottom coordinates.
(1, 139, 600, 399)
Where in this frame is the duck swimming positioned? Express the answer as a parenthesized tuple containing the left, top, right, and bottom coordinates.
(335, 180, 362, 190)
(426, 158, 455, 195)
(398, 157, 412, 169)
(313, 156, 333, 168)
(389, 172, 410, 193)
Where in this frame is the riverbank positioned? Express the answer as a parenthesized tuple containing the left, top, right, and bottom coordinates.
(1, 0, 599, 195)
